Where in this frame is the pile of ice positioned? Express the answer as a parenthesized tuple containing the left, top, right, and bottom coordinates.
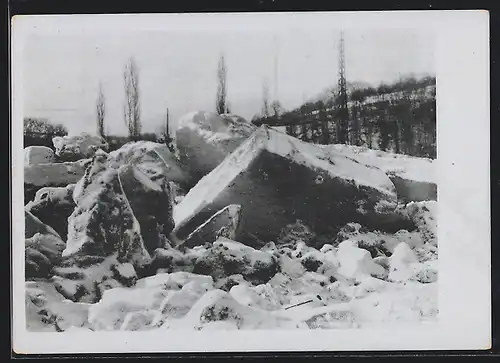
(24, 111, 438, 332)
(23, 133, 108, 203)
(24, 141, 184, 303)
(27, 203, 438, 331)
(26, 197, 438, 331)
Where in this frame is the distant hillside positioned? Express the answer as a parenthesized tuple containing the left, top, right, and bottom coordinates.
(309, 81, 373, 104)
(253, 75, 436, 159)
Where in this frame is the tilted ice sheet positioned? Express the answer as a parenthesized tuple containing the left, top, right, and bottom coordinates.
(174, 126, 397, 227)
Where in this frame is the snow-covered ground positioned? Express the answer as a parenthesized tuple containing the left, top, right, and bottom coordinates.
(26, 203, 438, 332)
(27, 227, 438, 331)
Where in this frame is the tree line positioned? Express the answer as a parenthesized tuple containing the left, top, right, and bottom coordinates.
(23, 118, 68, 148)
(253, 75, 436, 159)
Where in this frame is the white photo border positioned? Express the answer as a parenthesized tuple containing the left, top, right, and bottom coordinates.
(11, 10, 491, 353)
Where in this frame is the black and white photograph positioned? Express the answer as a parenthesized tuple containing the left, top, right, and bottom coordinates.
(11, 11, 490, 353)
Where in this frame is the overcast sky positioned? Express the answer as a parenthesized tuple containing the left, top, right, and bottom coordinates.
(22, 16, 434, 136)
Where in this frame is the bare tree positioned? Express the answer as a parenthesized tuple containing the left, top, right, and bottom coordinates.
(216, 54, 228, 115)
(349, 88, 365, 146)
(261, 81, 270, 118)
(160, 107, 175, 153)
(123, 57, 141, 139)
(270, 100, 282, 118)
(96, 82, 106, 138)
